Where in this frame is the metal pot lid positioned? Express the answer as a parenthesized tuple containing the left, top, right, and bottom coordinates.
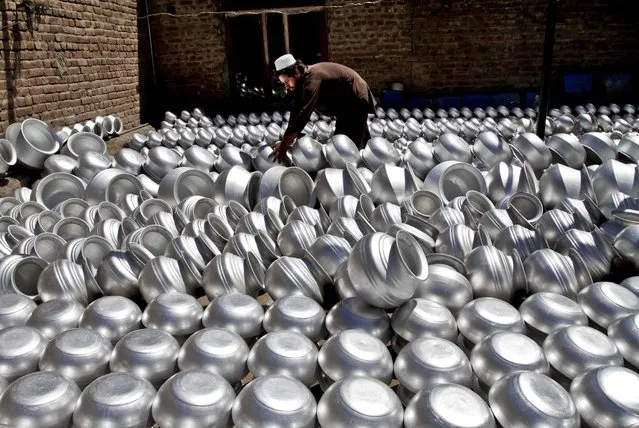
(519, 292, 588, 338)
(404, 383, 496, 428)
(232, 374, 316, 428)
(391, 298, 457, 343)
(542, 325, 623, 382)
(470, 331, 549, 388)
(607, 313, 639, 369)
(326, 297, 391, 343)
(318, 329, 393, 385)
(394, 336, 472, 398)
(570, 366, 639, 428)
(577, 282, 639, 329)
(318, 376, 403, 428)
(489, 372, 580, 428)
(177, 327, 249, 385)
(457, 297, 525, 345)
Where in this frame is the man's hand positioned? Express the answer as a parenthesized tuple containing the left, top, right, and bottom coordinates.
(273, 141, 289, 161)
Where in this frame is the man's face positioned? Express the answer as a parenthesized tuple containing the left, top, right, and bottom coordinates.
(279, 73, 298, 92)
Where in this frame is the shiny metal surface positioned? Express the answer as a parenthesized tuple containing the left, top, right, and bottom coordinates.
(317, 376, 403, 428)
(519, 292, 588, 344)
(73, 372, 156, 428)
(233, 374, 317, 428)
(489, 372, 580, 428)
(391, 298, 457, 351)
(404, 383, 496, 428)
(110, 328, 180, 387)
(0, 371, 80, 428)
(326, 297, 391, 342)
(39, 327, 112, 388)
(79, 296, 142, 345)
(0, 325, 47, 382)
(543, 325, 623, 387)
(457, 297, 525, 347)
(0, 294, 37, 329)
(263, 294, 326, 341)
(394, 337, 472, 404)
(577, 281, 639, 329)
(202, 293, 264, 339)
(152, 369, 235, 428)
(248, 329, 319, 386)
(26, 298, 84, 340)
(141, 292, 203, 336)
(570, 366, 639, 428)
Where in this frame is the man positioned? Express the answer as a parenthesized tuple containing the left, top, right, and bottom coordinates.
(272, 54, 376, 160)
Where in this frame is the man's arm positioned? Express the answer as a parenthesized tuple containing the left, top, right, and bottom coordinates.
(273, 80, 320, 160)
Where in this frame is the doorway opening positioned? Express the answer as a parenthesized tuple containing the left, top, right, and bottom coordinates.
(223, 1, 327, 110)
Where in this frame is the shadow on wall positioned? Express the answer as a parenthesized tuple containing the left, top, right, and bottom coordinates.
(137, 0, 156, 126)
(1, 0, 20, 127)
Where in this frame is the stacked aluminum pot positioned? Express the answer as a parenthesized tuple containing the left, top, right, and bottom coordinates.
(0, 102, 639, 427)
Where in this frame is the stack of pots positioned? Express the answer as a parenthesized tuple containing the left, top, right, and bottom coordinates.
(0, 102, 638, 427)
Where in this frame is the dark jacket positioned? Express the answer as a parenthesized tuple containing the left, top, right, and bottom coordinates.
(286, 62, 376, 134)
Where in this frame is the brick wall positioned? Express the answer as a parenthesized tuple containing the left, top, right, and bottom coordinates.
(327, 0, 639, 94)
(139, 0, 227, 121)
(0, 0, 139, 135)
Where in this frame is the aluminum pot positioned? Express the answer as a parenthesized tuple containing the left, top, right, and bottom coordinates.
(178, 327, 249, 385)
(26, 298, 84, 340)
(75, 152, 113, 182)
(31, 172, 86, 210)
(110, 328, 180, 387)
(79, 296, 142, 345)
(232, 374, 317, 428)
(248, 330, 319, 387)
(317, 376, 403, 428)
(543, 325, 623, 388)
(203, 252, 264, 299)
(73, 372, 156, 428)
(158, 167, 215, 207)
(404, 383, 496, 428)
(394, 337, 472, 405)
(263, 294, 326, 341)
(391, 298, 457, 352)
(39, 327, 112, 388)
(37, 259, 88, 305)
(0, 371, 80, 428)
(62, 131, 106, 159)
(0, 326, 47, 382)
(318, 329, 393, 390)
(326, 297, 391, 342)
(423, 161, 486, 205)
(15, 118, 60, 169)
(570, 366, 639, 428)
(138, 256, 188, 303)
(470, 331, 550, 396)
(0, 293, 37, 329)
(142, 292, 203, 337)
(347, 231, 428, 309)
(489, 372, 580, 428)
(201, 293, 264, 340)
(457, 297, 525, 353)
(577, 281, 639, 330)
(464, 245, 518, 301)
(518, 292, 588, 344)
(264, 255, 327, 304)
(607, 313, 639, 369)
(152, 369, 235, 428)
(413, 264, 473, 316)
(85, 169, 143, 205)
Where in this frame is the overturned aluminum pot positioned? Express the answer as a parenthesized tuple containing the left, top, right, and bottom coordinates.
(263, 294, 326, 342)
(110, 328, 181, 387)
(518, 292, 588, 345)
(317, 376, 402, 428)
(138, 256, 188, 303)
(26, 298, 84, 340)
(202, 293, 264, 340)
(326, 297, 391, 342)
(577, 281, 639, 330)
(177, 327, 249, 385)
(73, 372, 156, 428)
(265, 255, 327, 304)
(0, 371, 80, 428)
(0, 294, 37, 329)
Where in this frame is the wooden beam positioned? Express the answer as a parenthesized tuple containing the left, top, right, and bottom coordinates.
(261, 12, 270, 66)
(283, 12, 290, 54)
